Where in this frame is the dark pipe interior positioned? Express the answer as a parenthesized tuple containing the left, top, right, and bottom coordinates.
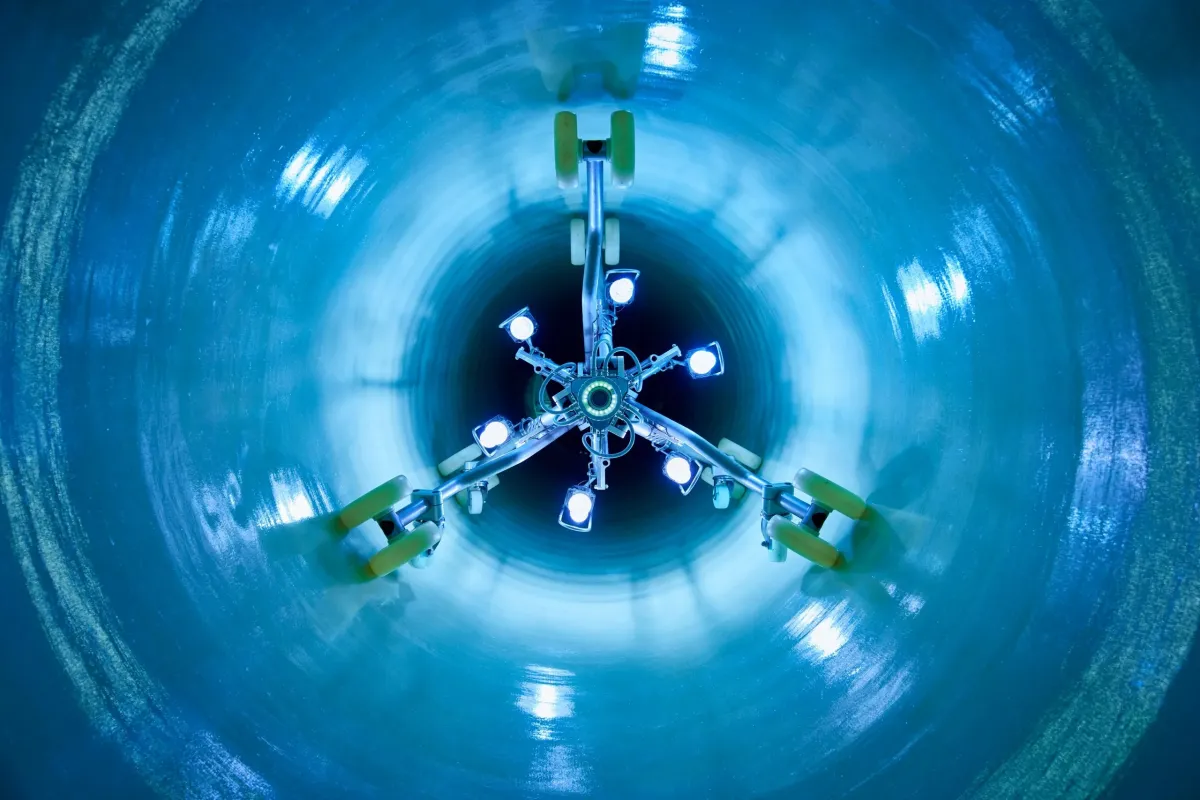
(420, 207, 786, 576)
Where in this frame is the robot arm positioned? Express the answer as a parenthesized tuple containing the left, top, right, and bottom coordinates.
(334, 110, 866, 577)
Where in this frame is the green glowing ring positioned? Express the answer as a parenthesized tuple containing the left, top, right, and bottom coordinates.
(580, 380, 619, 417)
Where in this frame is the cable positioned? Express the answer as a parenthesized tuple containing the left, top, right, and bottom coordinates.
(538, 362, 577, 415)
(582, 428, 635, 459)
(606, 347, 642, 390)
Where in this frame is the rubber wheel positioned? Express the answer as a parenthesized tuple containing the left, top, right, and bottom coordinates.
(713, 482, 731, 510)
(456, 472, 499, 508)
(554, 111, 580, 189)
(609, 110, 635, 188)
(367, 522, 439, 577)
(719, 438, 763, 471)
(337, 476, 409, 531)
(700, 468, 748, 500)
(768, 516, 841, 568)
(570, 218, 585, 266)
(793, 469, 867, 520)
(437, 442, 483, 478)
(768, 536, 788, 562)
(467, 486, 484, 515)
(604, 217, 620, 265)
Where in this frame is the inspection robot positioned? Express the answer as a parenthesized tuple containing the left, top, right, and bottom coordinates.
(336, 111, 868, 578)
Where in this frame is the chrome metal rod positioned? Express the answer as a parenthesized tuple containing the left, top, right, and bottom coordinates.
(516, 347, 564, 375)
(630, 346, 681, 387)
(626, 400, 770, 495)
(627, 404, 816, 519)
(440, 419, 573, 499)
(777, 491, 811, 519)
(592, 430, 609, 490)
(391, 497, 434, 531)
(582, 158, 605, 370)
(390, 420, 573, 530)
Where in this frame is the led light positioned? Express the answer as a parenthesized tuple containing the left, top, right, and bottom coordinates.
(684, 342, 724, 379)
(688, 350, 716, 375)
(508, 315, 535, 341)
(608, 277, 635, 305)
(478, 420, 510, 450)
(567, 492, 594, 523)
(559, 487, 596, 532)
(499, 307, 538, 343)
(662, 452, 702, 495)
(472, 416, 514, 456)
(580, 379, 619, 419)
(664, 455, 693, 484)
(604, 269, 640, 307)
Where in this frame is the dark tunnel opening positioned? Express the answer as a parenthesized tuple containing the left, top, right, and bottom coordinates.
(415, 203, 789, 575)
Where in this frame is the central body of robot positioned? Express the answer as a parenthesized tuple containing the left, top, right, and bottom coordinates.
(334, 111, 868, 578)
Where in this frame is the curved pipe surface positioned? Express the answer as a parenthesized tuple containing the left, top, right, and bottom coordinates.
(1, 1, 1199, 798)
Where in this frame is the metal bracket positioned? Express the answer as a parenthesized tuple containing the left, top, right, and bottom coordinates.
(581, 139, 609, 160)
(761, 482, 794, 518)
(552, 386, 575, 411)
(799, 501, 830, 533)
(375, 487, 445, 542)
(412, 489, 444, 528)
(759, 482, 795, 545)
(710, 461, 734, 484)
(460, 461, 491, 497)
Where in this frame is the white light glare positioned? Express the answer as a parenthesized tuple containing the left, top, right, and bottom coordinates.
(688, 349, 718, 375)
(567, 492, 594, 523)
(664, 455, 693, 484)
(508, 315, 535, 341)
(479, 420, 511, 449)
(608, 278, 635, 305)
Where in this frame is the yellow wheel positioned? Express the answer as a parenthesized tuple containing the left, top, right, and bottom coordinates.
(337, 475, 409, 531)
(570, 218, 585, 266)
(793, 469, 867, 520)
(554, 111, 580, 189)
(437, 443, 483, 478)
(604, 217, 620, 265)
(367, 522, 439, 577)
(767, 516, 841, 568)
(609, 110, 635, 188)
(718, 438, 763, 471)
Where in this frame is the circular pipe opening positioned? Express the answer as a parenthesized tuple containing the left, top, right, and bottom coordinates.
(414, 205, 788, 576)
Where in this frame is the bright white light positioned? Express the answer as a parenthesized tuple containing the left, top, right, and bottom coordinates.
(648, 47, 682, 69)
(566, 492, 593, 523)
(278, 142, 367, 218)
(508, 315, 535, 341)
(897, 259, 943, 342)
(807, 617, 849, 658)
(648, 21, 686, 45)
(664, 455, 692, 484)
(688, 349, 717, 375)
(644, 10, 695, 75)
(608, 278, 635, 305)
(530, 684, 560, 720)
(943, 253, 971, 305)
(479, 420, 510, 449)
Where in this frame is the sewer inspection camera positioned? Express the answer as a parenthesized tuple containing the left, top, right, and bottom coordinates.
(335, 111, 868, 577)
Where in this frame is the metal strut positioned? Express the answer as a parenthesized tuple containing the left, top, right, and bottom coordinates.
(582, 156, 606, 369)
(581, 150, 611, 488)
(352, 110, 868, 576)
